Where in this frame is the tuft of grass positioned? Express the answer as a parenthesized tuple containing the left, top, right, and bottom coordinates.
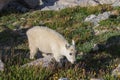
(103, 74, 119, 80)
(0, 66, 52, 80)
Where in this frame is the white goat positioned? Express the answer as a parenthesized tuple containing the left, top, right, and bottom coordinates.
(26, 26, 76, 64)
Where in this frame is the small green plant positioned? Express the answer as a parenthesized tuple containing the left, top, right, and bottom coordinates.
(103, 74, 119, 80)
(0, 66, 52, 80)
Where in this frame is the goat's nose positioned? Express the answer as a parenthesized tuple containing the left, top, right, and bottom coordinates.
(71, 60, 76, 64)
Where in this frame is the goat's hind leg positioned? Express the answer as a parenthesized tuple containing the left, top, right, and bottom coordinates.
(29, 44, 38, 59)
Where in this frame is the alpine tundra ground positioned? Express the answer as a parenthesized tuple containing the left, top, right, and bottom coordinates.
(0, 5, 120, 80)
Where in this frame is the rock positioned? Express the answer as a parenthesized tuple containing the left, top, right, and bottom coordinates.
(84, 14, 96, 22)
(97, 0, 116, 4)
(112, 64, 120, 77)
(40, 0, 120, 11)
(0, 0, 39, 11)
(92, 44, 99, 51)
(0, 0, 12, 11)
(88, 0, 99, 6)
(84, 12, 111, 26)
(97, 12, 111, 20)
(75, 0, 99, 7)
(19, 0, 40, 9)
(7, 1, 29, 12)
(90, 78, 104, 80)
(0, 59, 4, 71)
(40, 0, 99, 11)
(84, 14, 98, 26)
(58, 78, 69, 80)
(112, 0, 120, 7)
(1, 0, 120, 11)
(22, 55, 55, 68)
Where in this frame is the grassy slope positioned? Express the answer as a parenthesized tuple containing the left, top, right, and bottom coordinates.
(0, 5, 120, 80)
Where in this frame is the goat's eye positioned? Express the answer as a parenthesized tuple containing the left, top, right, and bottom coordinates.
(69, 53, 72, 55)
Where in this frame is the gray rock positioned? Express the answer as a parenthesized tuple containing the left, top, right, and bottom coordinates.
(0, 0, 40, 11)
(41, 0, 99, 10)
(88, 0, 99, 6)
(0, 2, 5, 11)
(41, 0, 75, 11)
(97, 12, 111, 20)
(75, 0, 99, 7)
(96, 0, 116, 4)
(7, 1, 29, 12)
(90, 78, 104, 80)
(22, 55, 55, 68)
(40, 0, 120, 11)
(0, 0, 12, 11)
(84, 14, 96, 22)
(112, 0, 120, 7)
(85, 12, 111, 26)
(0, 59, 4, 71)
(1, 0, 120, 11)
(58, 78, 69, 80)
(22, 0, 40, 8)
(92, 44, 99, 51)
(112, 64, 120, 77)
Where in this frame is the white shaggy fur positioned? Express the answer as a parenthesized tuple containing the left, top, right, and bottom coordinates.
(26, 26, 76, 64)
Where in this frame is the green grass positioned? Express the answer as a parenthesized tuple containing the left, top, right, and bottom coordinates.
(0, 5, 120, 80)
(0, 66, 52, 80)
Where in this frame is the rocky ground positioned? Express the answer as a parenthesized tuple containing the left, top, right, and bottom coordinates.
(0, 0, 120, 80)
(0, 0, 120, 12)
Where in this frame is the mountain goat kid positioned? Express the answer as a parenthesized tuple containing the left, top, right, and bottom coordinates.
(26, 26, 76, 64)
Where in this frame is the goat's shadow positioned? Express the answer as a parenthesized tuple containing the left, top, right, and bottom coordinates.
(0, 26, 30, 66)
(0, 26, 46, 67)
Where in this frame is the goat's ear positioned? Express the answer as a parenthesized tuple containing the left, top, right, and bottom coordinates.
(72, 39, 75, 46)
(65, 44, 70, 49)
